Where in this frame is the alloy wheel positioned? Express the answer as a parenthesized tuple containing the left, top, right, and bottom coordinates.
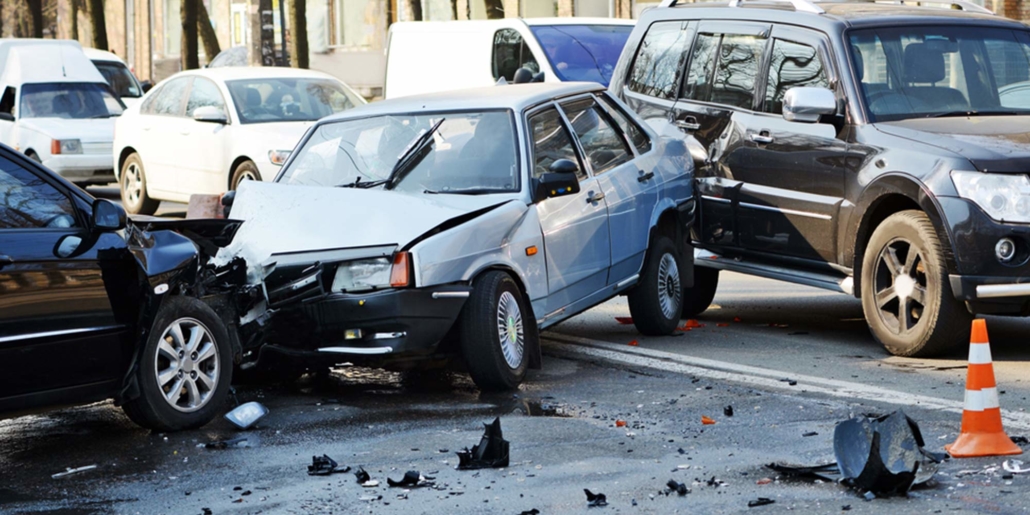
(657, 253, 682, 320)
(872, 238, 928, 335)
(153, 317, 220, 413)
(495, 291, 525, 369)
(123, 163, 143, 206)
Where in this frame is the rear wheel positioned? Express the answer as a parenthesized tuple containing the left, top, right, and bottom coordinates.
(860, 210, 970, 357)
(682, 267, 719, 318)
(629, 236, 683, 335)
(230, 161, 261, 190)
(120, 153, 159, 215)
(459, 271, 530, 391)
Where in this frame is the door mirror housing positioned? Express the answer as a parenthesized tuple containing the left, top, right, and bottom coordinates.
(534, 159, 582, 200)
(783, 87, 836, 123)
(548, 158, 579, 175)
(193, 105, 228, 124)
(92, 198, 126, 231)
(0, 112, 13, 122)
(140, 80, 154, 94)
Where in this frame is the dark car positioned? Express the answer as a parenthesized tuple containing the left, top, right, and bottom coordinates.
(0, 144, 239, 430)
(611, 0, 1030, 357)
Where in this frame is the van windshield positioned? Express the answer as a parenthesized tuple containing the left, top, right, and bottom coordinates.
(530, 24, 632, 86)
(93, 60, 142, 98)
(20, 82, 125, 119)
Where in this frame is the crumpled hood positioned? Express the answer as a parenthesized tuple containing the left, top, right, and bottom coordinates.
(18, 117, 115, 143)
(214, 180, 512, 274)
(877, 117, 1030, 173)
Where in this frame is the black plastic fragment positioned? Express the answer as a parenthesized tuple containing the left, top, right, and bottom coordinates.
(307, 454, 350, 476)
(354, 467, 371, 484)
(834, 410, 938, 496)
(584, 489, 608, 507)
(1012, 436, 1029, 445)
(456, 417, 510, 470)
(802, 431, 819, 437)
(666, 479, 689, 495)
(724, 406, 734, 417)
(203, 436, 248, 449)
(519, 510, 540, 515)
(387, 470, 428, 488)
(748, 498, 775, 507)
(765, 462, 839, 482)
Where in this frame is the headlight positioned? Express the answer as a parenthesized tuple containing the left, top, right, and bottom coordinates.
(50, 139, 82, 155)
(951, 171, 1030, 223)
(268, 149, 292, 165)
(331, 253, 411, 293)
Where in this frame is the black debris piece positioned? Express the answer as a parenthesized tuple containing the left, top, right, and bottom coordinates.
(203, 436, 249, 449)
(307, 454, 350, 476)
(802, 431, 819, 437)
(834, 410, 940, 496)
(780, 378, 798, 386)
(387, 470, 434, 488)
(201, 509, 212, 515)
(724, 406, 734, 417)
(456, 417, 510, 470)
(842, 505, 852, 511)
(748, 498, 775, 508)
(1003, 474, 1014, 480)
(584, 489, 608, 507)
(863, 491, 876, 501)
(677, 448, 687, 455)
(666, 479, 689, 495)
(765, 462, 839, 482)
(1012, 436, 1029, 445)
(706, 476, 721, 487)
(519, 510, 540, 515)
(354, 467, 371, 484)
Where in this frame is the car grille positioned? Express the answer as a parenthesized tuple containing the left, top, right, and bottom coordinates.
(82, 142, 113, 155)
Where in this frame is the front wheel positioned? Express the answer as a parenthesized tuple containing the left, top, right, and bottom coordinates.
(860, 210, 970, 357)
(629, 236, 683, 335)
(459, 271, 531, 391)
(122, 296, 233, 431)
(120, 153, 159, 215)
(230, 161, 261, 190)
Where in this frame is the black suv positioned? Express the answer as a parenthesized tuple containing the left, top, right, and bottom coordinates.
(611, 0, 1030, 357)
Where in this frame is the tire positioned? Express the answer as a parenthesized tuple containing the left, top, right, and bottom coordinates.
(629, 236, 684, 335)
(122, 296, 233, 431)
(120, 153, 159, 215)
(459, 271, 530, 391)
(860, 210, 971, 357)
(682, 267, 719, 318)
(230, 161, 261, 190)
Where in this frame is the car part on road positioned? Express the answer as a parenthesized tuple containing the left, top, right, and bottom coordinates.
(584, 489, 608, 507)
(765, 462, 839, 482)
(457, 417, 510, 470)
(629, 236, 683, 336)
(387, 470, 435, 487)
(308, 455, 350, 476)
(201, 436, 249, 449)
(51, 464, 97, 479)
(666, 479, 689, 495)
(120, 153, 159, 215)
(834, 410, 941, 495)
(354, 467, 371, 483)
(460, 272, 530, 391)
(701, 415, 716, 425)
(1003, 459, 1030, 474)
(748, 498, 775, 508)
(724, 405, 734, 417)
(682, 267, 719, 318)
(223, 401, 268, 430)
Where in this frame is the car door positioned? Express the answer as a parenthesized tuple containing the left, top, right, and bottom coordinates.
(528, 104, 612, 318)
(671, 22, 771, 251)
(180, 76, 230, 195)
(734, 27, 847, 262)
(0, 153, 130, 402)
(135, 76, 191, 196)
(559, 94, 657, 286)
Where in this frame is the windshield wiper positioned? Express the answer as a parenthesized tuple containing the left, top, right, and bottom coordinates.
(930, 109, 1026, 118)
(424, 188, 507, 195)
(386, 118, 445, 190)
(336, 177, 388, 189)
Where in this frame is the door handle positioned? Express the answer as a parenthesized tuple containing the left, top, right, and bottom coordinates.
(0, 254, 12, 270)
(586, 192, 605, 203)
(749, 131, 774, 144)
(675, 116, 700, 131)
(637, 171, 655, 183)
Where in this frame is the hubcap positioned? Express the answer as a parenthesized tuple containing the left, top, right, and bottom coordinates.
(873, 239, 928, 335)
(153, 318, 219, 413)
(236, 170, 256, 186)
(496, 291, 525, 369)
(657, 253, 682, 320)
(123, 163, 143, 206)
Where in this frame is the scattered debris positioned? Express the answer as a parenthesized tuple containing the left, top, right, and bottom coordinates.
(683, 319, 704, 329)
(616, 420, 627, 428)
(51, 464, 97, 479)
(779, 378, 798, 386)
(387, 470, 435, 487)
(834, 410, 941, 495)
(842, 505, 852, 511)
(1012, 436, 1029, 445)
(733, 317, 742, 322)
(723, 406, 734, 417)
(628, 339, 639, 346)
(584, 489, 608, 507)
(361, 480, 380, 488)
(666, 479, 689, 495)
(748, 498, 775, 507)
(802, 431, 819, 437)
(457, 418, 510, 470)
(615, 317, 633, 324)
(519, 510, 540, 515)
(756, 478, 772, 485)
(200, 437, 249, 449)
(717, 323, 730, 327)
(307, 455, 350, 476)
(354, 467, 371, 484)
(1003, 459, 1030, 474)
(766, 462, 838, 482)
(224, 402, 268, 430)
(701, 415, 716, 425)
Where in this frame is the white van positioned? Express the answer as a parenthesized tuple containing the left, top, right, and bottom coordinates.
(84, 47, 148, 108)
(0, 40, 124, 184)
(384, 18, 634, 99)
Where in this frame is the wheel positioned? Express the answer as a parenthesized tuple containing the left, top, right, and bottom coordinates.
(26, 151, 41, 163)
(860, 210, 971, 357)
(629, 236, 684, 335)
(682, 267, 719, 318)
(459, 271, 530, 391)
(230, 161, 261, 190)
(120, 153, 159, 215)
(122, 296, 233, 431)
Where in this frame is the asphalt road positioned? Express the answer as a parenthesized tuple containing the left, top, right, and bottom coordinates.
(85, 184, 188, 218)
(3, 271, 1030, 514)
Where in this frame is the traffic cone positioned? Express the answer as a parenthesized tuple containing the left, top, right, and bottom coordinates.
(946, 319, 1022, 458)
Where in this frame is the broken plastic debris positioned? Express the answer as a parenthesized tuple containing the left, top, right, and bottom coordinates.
(224, 402, 268, 430)
(1012, 436, 1029, 445)
(733, 317, 742, 322)
(628, 339, 639, 346)
(456, 417, 510, 470)
(666, 479, 689, 495)
(201, 437, 249, 449)
(1003, 459, 1030, 474)
(748, 498, 775, 507)
(615, 420, 627, 428)
(756, 478, 773, 485)
(701, 415, 716, 425)
(387, 470, 435, 487)
(802, 431, 819, 437)
(724, 406, 734, 417)
(307, 454, 350, 476)
(354, 467, 371, 484)
(615, 317, 633, 325)
(765, 462, 838, 482)
(361, 480, 380, 487)
(584, 489, 608, 507)
(519, 510, 540, 515)
(51, 464, 97, 479)
(717, 323, 729, 327)
(834, 410, 940, 495)
(684, 319, 703, 329)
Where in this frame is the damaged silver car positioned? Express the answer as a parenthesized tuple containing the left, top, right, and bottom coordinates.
(219, 82, 695, 390)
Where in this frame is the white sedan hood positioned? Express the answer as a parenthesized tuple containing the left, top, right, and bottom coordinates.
(215, 180, 510, 276)
(19, 117, 115, 142)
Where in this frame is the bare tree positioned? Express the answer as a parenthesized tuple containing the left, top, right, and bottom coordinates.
(198, 0, 220, 60)
(25, 0, 42, 38)
(181, 0, 199, 70)
(484, 0, 504, 19)
(289, 0, 308, 68)
(408, 0, 422, 20)
(450, 0, 458, 19)
(86, 0, 107, 50)
(70, 0, 78, 40)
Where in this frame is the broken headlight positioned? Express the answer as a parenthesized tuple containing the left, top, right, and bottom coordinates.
(332, 257, 393, 292)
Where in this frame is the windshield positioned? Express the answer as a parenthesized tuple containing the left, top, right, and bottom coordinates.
(530, 24, 632, 86)
(20, 82, 125, 119)
(279, 110, 520, 194)
(93, 60, 141, 98)
(225, 78, 363, 124)
(850, 26, 1030, 122)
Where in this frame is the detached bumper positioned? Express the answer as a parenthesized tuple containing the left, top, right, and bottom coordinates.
(265, 284, 472, 358)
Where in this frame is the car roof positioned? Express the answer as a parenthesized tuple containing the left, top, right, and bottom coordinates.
(82, 47, 127, 64)
(522, 17, 636, 26)
(391, 17, 635, 31)
(321, 82, 605, 122)
(173, 66, 341, 82)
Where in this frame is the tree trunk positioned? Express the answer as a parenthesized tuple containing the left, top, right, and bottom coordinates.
(288, 0, 308, 68)
(483, 0, 504, 19)
(86, 0, 107, 50)
(408, 0, 422, 20)
(181, 0, 199, 70)
(26, 0, 43, 38)
(197, 0, 221, 60)
(70, 0, 78, 40)
(450, 0, 458, 20)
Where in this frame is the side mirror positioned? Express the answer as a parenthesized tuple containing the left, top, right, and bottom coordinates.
(783, 87, 836, 123)
(221, 190, 235, 218)
(513, 68, 534, 84)
(92, 198, 126, 231)
(193, 105, 228, 124)
(534, 159, 581, 200)
(140, 80, 154, 94)
(0, 112, 13, 122)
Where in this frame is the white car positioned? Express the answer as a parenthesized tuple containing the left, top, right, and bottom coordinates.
(113, 67, 365, 214)
(84, 47, 148, 108)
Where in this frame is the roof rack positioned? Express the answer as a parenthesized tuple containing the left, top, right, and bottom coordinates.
(659, 0, 993, 13)
(659, 0, 824, 12)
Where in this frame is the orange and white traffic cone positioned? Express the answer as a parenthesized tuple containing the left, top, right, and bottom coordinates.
(946, 319, 1022, 458)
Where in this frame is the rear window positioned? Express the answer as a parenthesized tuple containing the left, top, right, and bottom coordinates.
(625, 21, 692, 99)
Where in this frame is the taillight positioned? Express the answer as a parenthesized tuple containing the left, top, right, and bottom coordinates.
(390, 252, 411, 287)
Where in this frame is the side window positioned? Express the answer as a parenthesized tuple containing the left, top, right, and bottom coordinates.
(682, 33, 719, 102)
(596, 93, 652, 155)
(626, 21, 691, 100)
(710, 34, 767, 109)
(528, 107, 586, 180)
(147, 77, 190, 116)
(0, 87, 15, 117)
(493, 29, 540, 82)
(186, 77, 226, 117)
(763, 39, 829, 114)
(0, 155, 78, 229)
(560, 97, 632, 175)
